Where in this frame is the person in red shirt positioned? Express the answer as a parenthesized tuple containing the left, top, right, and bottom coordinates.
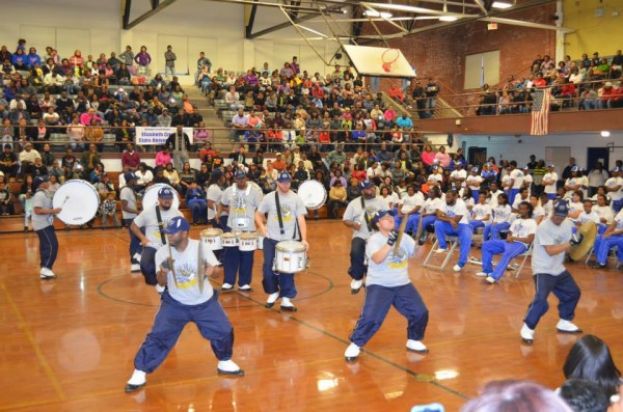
(271, 153, 287, 171)
(533, 74, 547, 88)
(388, 84, 405, 102)
(199, 142, 217, 163)
(121, 143, 141, 171)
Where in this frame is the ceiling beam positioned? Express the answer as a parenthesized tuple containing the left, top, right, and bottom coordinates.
(244, 0, 259, 38)
(246, 12, 324, 39)
(480, 16, 574, 32)
(123, 0, 177, 29)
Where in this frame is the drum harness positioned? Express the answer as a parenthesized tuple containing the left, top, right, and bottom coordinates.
(275, 192, 301, 241)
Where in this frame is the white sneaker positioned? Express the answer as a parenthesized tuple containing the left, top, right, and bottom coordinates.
(217, 359, 244, 376)
(452, 264, 463, 272)
(520, 323, 535, 343)
(265, 292, 279, 308)
(475, 272, 489, 277)
(133, 253, 142, 263)
(280, 297, 297, 312)
(155, 284, 165, 294)
(39, 267, 57, 279)
(486, 276, 496, 284)
(238, 284, 252, 291)
(406, 339, 429, 353)
(556, 319, 582, 334)
(350, 279, 363, 294)
(221, 283, 234, 292)
(124, 369, 146, 392)
(434, 248, 447, 254)
(130, 263, 141, 272)
(344, 342, 361, 361)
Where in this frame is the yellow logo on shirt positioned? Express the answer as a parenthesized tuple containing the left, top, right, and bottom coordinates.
(387, 248, 408, 269)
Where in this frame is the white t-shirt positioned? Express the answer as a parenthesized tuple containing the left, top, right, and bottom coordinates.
(379, 194, 398, 209)
(466, 175, 483, 190)
(593, 205, 614, 224)
(543, 172, 558, 194)
(509, 217, 537, 246)
(120, 186, 138, 220)
(155, 239, 220, 305)
(605, 177, 623, 201)
(450, 169, 466, 182)
(531, 218, 574, 275)
(400, 192, 425, 212)
(428, 173, 443, 184)
(221, 183, 263, 231)
(615, 209, 623, 230)
(533, 205, 545, 221)
(512, 195, 530, 210)
(472, 203, 492, 221)
(492, 204, 512, 223)
(207, 183, 224, 220)
(488, 190, 504, 208)
(423, 197, 443, 214)
(133, 205, 183, 248)
(510, 169, 524, 189)
(136, 170, 154, 186)
(577, 211, 600, 225)
(523, 174, 533, 191)
(365, 232, 415, 288)
(441, 199, 470, 224)
(501, 175, 512, 190)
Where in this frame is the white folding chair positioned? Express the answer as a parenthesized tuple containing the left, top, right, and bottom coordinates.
(423, 236, 458, 271)
(510, 244, 533, 278)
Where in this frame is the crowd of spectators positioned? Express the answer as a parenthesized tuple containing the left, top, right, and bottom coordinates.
(197, 57, 419, 151)
(474, 50, 623, 116)
(1, 38, 205, 155)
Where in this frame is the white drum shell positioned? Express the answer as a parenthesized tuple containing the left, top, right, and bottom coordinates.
(274, 241, 307, 274)
(201, 229, 223, 251)
(222, 234, 239, 247)
(53, 179, 100, 225)
(297, 180, 327, 210)
(238, 233, 258, 252)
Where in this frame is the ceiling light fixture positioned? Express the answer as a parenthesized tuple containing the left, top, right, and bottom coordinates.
(363, 10, 393, 19)
(491, 1, 513, 9)
(601, 130, 611, 138)
(439, 1, 459, 22)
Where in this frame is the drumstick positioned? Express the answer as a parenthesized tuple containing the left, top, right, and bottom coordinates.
(394, 206, 415, 255)
(197, 238, 205, 293)
(165, 233, 179, 287)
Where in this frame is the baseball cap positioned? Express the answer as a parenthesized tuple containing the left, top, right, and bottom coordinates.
(210, 169, 223, 180)
(124, 172, 137, 182)
(164, 216, 190, 234)
(371, 209, 396, 226)
(570, 166, 579, 173)
(277, 171, 291, 182)
(553, 200, 570, 217)
(234, 169, 247, 180)
(471, 167, 479, 173)
(360, 180, 375, 190)
(33, 175, 49, 191)
(158, 187, 174, 199)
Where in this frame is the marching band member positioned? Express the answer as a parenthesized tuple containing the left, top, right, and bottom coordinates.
(540, 193, 554, 219)
(542, 164, 558, 200)
(394, 184, 424, 235)
(120, 172, 141, 272)
(564, 166, 583, 199)
(433, 189, 473, 272)
(529, 194, 546, 224)
(521, 165, 533, 194)
(207, 170, 227, 229)
(521, 200, 582, 344)
(344, 210, 429, 361)
(469, 192, 492, 233)
(592, 206, 623, 269)
(418, 186, 443, 244)
(477, 201, 536, 284)
(593, 193, 614, 233)
(32, 175, 62, 279)
(343, 180, 386, 294)
(255, 171, 308, 312)
(483, 193, 512, 241)
(131, 187, 183, 291)
(481, 162, 497, 188)
(124, 217, 244, 393)
(511, 187, 530, 212)
(508, 161, 525, 205)
(449, 163, 466, 188)
(487, 182, 504, 208)
(219, 170, 263, 292)
(567, 191, 584, 221)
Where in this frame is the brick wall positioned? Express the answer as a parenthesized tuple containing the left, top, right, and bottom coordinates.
(361, 2, 557, 114)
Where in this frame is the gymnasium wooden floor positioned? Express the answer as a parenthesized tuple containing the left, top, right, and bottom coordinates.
(1, 220, 622, 411)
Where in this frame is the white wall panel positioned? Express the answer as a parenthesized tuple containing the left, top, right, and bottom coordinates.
(158, 34, 189, 75)
(57, 28, 91, 58)
(19, 25, 56, 53)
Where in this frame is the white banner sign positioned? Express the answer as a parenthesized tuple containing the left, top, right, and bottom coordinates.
(135, 127, 194, 146)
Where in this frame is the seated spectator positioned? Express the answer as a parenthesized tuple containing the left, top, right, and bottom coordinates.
(66, 115, 85, 151)
(185, 181, 207, 225)
(178, 161, 196, 195)
(461, 380, 572, 412)
(155, 147, 172, 168)
(163, 163, 181, 191)
(434, 190, 473, 272)
(18, 142, 41, 176)
(0, 180, 14, 215)
(121, 143, 140, 171)
(327, 179, 347, 218)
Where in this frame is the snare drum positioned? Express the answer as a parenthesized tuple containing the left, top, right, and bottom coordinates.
(273, 240, 307, 274)
(201, 228, 223, 251)
(222, 232, 239, 248)
(142, 183, 180, 210)
(53, 179, 100, 225)
(238, 232, 258, 252)
(297, 180, 327, 210)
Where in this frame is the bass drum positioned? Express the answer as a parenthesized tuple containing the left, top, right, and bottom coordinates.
(53, 179, 100, 225)
(142, 183, 180, 210)
(297, 180, 327, 210)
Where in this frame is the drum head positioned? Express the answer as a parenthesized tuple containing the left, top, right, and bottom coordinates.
(297, 180, 327, 210)
(276, 240, 306, 253)
(53, 179, 100, 225)
(142, 183, 180, 210)
(201, 228, 223, 237)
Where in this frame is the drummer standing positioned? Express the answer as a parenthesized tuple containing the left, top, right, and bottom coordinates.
(32, 176, 62, 279)
(520, 200, 582, 344)
(124, 216, 244, 393)
(344, 210, 429, 361)
(131, 187, 183, 292)
(343, 180, 386, 294)
(255, 171, 308, 311)
(208, 170, 227, 229)
(120, 172, 141, 272)
(219, 170, 263, 292)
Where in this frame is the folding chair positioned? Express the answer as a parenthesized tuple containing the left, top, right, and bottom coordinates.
(423, 236, 458, 271)
(510, 244, 533, 278)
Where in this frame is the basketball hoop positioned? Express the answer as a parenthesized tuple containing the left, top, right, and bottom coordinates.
(381, 49, 400, 73)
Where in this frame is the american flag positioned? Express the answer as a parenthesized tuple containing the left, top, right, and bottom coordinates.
(530, 88, 551, 136)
